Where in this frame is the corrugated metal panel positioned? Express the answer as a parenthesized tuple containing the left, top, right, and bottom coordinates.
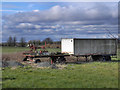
(74, 39, 117, 55)
(61, 38, 74, 54)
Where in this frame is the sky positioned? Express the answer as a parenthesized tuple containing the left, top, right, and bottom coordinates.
(2, 2, 119, 42)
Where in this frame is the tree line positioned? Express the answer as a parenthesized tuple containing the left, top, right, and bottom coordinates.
(2, 36, 26, 47)
(1, 36, 60, 47)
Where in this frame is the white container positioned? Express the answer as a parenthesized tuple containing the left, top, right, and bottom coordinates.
(61, 38, 74, 54)
(61, 38, 117, 56)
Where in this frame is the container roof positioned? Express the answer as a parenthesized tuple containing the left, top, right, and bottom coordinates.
(61, 38, 117, 40)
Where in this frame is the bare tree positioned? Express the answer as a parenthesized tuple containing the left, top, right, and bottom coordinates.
(13, 36, 17, 46)
(27, 40, 41, 46)
(7, 36, 13, 46)
(33, 40, 36, 45)
(42, 37, 53, 44)
(36, 40, 41, 45)
(20, 37, 26, 47)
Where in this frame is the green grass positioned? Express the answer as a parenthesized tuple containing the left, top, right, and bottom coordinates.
(2, 62, 118, 88)
(40, 48, 61, 53)
(1, 47, 119, 88)
(112, 49, 120, 60)
(1, 46, 61, 53)
(1, 47, 29, 53)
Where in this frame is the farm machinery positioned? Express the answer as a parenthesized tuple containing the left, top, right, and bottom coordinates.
(22, 44, 69, 64)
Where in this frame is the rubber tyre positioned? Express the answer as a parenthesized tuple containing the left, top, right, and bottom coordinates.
(23, 57, 28, 61)
(34, 59, 41, 63)
(92, 55, 103, 61)
(104, 56, 111, 61)
(58, 57, 66, 64)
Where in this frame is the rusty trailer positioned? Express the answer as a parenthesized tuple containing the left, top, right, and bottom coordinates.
(23, 52, 70, 64)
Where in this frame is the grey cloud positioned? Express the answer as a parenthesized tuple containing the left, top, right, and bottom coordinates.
(2, 2, 118, 41)
(3, 3, 118, 25)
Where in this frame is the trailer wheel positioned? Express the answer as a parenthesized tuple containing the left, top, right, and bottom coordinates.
(92, 55, 103, 61)
(34, 59, 41, 63)
(104, 56, 111, 61)
(49, 57, 57, 64)
(23, 56, 28, 61)
(58, 57, 66, 64)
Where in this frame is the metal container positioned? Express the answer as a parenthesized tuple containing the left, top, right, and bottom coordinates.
(61, 38, 117, 56)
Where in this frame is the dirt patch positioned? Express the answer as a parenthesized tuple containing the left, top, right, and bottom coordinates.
(2, 52, 50, 62)
(2, 52, 25, 62)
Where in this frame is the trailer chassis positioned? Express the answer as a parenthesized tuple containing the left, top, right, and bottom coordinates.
(74, 54, 116, 61)
(23, 54, 70, 64)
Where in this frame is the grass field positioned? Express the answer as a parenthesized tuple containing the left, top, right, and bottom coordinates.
(1, 46, 120, 88)
(1, 47, 29, 53)
(2, 62, 118, 88)
(1, 46, 61, 53)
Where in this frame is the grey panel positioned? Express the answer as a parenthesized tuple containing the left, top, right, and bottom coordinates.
(74, 39, 117, 55)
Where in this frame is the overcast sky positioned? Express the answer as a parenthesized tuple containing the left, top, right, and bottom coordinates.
(2, 2, 118, 42)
